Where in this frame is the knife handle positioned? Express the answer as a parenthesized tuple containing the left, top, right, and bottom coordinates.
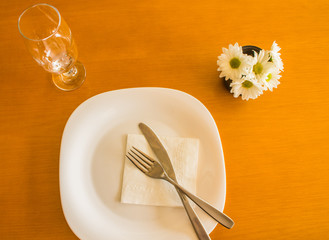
(176, 187, 211, 240)
(168, 178, 234, 229)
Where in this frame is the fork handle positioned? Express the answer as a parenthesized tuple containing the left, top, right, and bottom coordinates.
(166, 177, 234, 229)
(176, 188, 211, 240)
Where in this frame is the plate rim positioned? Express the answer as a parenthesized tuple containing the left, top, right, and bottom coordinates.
(60, 87, 226, 239)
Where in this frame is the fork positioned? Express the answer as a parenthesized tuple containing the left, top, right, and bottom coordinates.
(126, 147, 234, 229)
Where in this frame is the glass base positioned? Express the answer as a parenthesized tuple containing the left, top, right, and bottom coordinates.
(52, 61, 86, 91)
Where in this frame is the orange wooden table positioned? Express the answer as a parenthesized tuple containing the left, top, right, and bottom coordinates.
(1, 0, 329, 239)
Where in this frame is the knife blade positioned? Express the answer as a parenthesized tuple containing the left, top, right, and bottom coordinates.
(139, 122, 210, 240)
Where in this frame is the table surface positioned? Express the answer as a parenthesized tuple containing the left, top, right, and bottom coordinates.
(1, 0, 329, 239)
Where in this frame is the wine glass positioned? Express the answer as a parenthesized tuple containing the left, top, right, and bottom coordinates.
(18, 3, 86, 91)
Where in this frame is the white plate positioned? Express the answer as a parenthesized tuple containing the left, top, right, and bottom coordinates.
(60, 88, 226, 240)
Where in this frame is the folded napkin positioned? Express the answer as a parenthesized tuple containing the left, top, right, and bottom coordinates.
(121, 134, 199, 207)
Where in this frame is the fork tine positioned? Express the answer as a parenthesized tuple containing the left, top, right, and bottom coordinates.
(129, 149, 152, 169)
(126, 153, 148, 174)
(132, 147, 155, 164)
(130, 148, 155, 167)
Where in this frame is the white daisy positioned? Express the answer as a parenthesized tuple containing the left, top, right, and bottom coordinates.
(251, 50, 273, 84)
(230, 75, 264, 100)
(217, 43, 253, 81)
(263, 69, 281, 91)
(268, 41, 284, 71)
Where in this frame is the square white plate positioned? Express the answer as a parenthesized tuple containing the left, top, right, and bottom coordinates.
(60, 87, 226, 240)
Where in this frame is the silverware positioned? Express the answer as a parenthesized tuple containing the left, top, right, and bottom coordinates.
(127, 147, 234, 229)
(138, 123, 210, 240)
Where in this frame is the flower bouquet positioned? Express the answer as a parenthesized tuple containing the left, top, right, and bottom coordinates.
(217, 42, 283, 100)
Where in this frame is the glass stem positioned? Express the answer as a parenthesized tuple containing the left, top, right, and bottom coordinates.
(61, 64, 78, 83)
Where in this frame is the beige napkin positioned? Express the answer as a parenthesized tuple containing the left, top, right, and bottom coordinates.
(121, 134, 199, 207)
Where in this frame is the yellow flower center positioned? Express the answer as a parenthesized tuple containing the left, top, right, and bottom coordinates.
(253, 62, 263, 75)
(242, 80, 253, 88)
(230, 58, 241, 69)
(266, 73, 272, 82)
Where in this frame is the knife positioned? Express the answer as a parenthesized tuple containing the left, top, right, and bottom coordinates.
(139, 122, 211, 240)
(138, 123, 234, 229)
